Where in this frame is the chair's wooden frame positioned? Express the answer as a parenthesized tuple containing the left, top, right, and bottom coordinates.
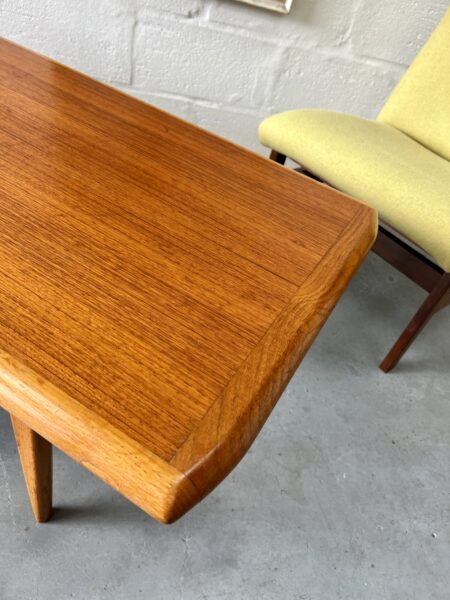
(269, 150, 450, 372)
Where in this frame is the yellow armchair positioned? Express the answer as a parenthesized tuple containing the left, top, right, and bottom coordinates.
(259, 9, 450, 372)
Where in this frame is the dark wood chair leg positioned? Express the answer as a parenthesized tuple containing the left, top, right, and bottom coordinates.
(269, 150, 286, 165)
(380, 273, 450, 373)
(11, 415, 53, 522)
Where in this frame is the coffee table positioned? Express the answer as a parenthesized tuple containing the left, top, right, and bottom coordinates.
(0, 39, 376, 524)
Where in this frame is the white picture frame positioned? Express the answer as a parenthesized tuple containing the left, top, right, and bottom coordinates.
(233, 0, 293, 14)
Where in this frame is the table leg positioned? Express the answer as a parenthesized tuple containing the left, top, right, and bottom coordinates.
(10, 415, 53, 522)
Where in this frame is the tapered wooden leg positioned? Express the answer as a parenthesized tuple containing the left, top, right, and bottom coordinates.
(11, 416, 53, 522)
(380, 273, 450, 373)
(269, 150, 286, 165)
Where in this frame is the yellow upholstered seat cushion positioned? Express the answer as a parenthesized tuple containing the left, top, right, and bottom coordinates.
(259, 109, 450, 271)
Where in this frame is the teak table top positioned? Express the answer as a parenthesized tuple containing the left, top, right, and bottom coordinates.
(0, 39, 376, 523)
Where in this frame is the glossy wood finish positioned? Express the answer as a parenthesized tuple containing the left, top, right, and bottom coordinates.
(1, 351, 199, 523)
(0, 39, 376, 523)
(10, 415, 52, 522)
(171, 207, 376, 495)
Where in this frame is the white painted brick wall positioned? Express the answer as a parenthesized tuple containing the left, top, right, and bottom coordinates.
(0, 0, 447, 153)
(269, 49, 400, 116)
(134, 16, 278, 107)
(0, 0, 134, 83)
(352, 0, 449, 65)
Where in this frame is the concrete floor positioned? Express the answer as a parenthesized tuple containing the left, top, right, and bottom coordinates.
(1, 253, 449, 600)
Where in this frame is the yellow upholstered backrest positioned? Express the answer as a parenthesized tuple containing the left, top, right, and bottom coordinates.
(378, 9, 450, 161)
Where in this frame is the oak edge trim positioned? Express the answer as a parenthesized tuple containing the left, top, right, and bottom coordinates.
(0, 352, 201, 524)
(171, 204, 378, 499)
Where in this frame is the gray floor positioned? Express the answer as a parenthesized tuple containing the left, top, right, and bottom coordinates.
(1, 254, 449, 600)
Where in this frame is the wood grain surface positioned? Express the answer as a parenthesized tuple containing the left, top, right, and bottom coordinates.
(0, 38, 377, 522)
(10, 413, 52, 522)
